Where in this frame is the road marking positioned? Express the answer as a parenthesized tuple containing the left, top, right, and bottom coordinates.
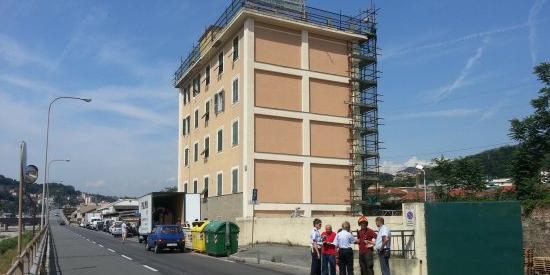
(121, 255, 133, 261)
(142, 265, 158, 272)
(98, 244, 104, 247)
(108, 248, 116, 253)
(92, 241, 96, 244)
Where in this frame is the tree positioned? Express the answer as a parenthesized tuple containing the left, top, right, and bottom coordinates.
(163, 186, 177, 192)
(430, 156, 486, 200)
(509, 63, 550, 201)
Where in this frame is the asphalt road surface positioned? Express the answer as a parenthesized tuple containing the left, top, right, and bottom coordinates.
(49, 210, 290, 275)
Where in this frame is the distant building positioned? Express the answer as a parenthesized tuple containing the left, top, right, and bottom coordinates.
(487, 178, 513, 187)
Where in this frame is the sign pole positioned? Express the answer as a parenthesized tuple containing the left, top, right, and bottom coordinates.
(17, 142, 26, 254)
(251, 188, 257, 248)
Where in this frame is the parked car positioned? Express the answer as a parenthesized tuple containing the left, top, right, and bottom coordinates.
(103, 220, 113, 232)
(145, 225, 185, 254)
(59, 220, 65, 226)
(94, 221, 104, 231)
(110, 221, 123, 237)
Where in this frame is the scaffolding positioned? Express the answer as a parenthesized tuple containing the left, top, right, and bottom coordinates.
(348, 9, 380, 216)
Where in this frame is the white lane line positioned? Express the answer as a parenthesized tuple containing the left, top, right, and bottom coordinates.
(92, 241, 96, 244)
(98, 244, 104, 248)
(121, 255, 133, 261)
(107, 248, 116, 253)
(142, 265, 158, 272)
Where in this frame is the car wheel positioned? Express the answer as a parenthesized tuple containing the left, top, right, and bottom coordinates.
(145, 242, 151, 251)
(138, 238, 143, 244)
(154, 244, 160, 254)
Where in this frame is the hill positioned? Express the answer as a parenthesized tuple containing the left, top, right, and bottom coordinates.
(459, 145, 518, 179)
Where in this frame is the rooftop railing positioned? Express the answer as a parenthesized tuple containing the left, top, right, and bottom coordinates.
(174, 0, 376, 86)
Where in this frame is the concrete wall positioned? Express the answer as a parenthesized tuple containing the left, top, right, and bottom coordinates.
(201, 193, 243, 222)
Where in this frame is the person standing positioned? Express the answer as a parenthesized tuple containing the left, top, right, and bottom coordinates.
(356, 216, 377, 275)
(310, 219, 323, 275)
(375, 217, 391, 275)
(333, 221, 355, 275)
(321, 224, 337, 275)
(121, 222, 128, 244)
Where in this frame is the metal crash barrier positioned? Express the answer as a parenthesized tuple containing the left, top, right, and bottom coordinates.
(5, 225, 50, 275)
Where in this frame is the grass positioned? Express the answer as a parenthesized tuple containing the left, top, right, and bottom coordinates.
(0, 232, 34, 273)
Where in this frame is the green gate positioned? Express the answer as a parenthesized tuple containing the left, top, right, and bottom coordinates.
(425, 201, 522, 275)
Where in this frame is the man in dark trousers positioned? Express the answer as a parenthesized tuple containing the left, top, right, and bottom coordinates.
(321, 224, 337, 275)
(375, 217, 391, 275)
(333, 221, 355, 275)
(310, 219, 323, 275)
(356, 216, 377, 275)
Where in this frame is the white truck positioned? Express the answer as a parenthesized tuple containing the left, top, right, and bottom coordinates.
(137, 192, 201, 243)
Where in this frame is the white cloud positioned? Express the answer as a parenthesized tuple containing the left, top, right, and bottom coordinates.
(380, 157, 430, 175)
(0, 34, 52, 69)
(433, 38, 489, 101)
(528, 0, 547, 66)
(388, 108, 481, 120)
(86, 180, 106, 188)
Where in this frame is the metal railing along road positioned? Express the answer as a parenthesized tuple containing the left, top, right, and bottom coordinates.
(5, 225, 50, 275)
(174, 0, 376, 85)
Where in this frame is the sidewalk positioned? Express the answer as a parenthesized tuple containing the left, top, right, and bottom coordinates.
(230, 244, 417, 274)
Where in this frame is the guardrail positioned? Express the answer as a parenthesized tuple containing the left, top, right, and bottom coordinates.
(5, 225, 49, 275)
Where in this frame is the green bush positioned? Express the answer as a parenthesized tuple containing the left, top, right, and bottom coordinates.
(0, 232, 33, 255)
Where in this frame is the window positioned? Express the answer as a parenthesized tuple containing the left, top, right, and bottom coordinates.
(183, 86, 189, 105)
(193, 76, 200, 96)
(203, 137, 210, 159)
(185, 116, 190, 134)
(194, 109, 199, 129)
(214, 90, 225, 114)
(194, 142, 199, 162)
(186, 84, 191, 102)
(217, 173, 223, 196)
(218, 52, 224, 75)
(232, 120, 239, 146)
(184, 182, 188, 193)
(232, 78, 239, 103)
(205, 65, 210, 86)
(184, 148, 189, 166)
(204, 100, 210, 124)
(181, 118, 187, 136)
(193, 180, 198, 193)
(217, 129, 223, 152)
(204, 177, 209, 198)
(233, 37, 239, 61)
(231, 168, 238, 194)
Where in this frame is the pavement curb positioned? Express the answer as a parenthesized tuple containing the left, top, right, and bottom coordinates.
(228, 255, 309, 272)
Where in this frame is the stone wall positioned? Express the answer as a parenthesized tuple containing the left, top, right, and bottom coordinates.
(523, 205, 550, 256)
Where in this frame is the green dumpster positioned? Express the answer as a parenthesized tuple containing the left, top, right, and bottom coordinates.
(204, 221, 239, 256)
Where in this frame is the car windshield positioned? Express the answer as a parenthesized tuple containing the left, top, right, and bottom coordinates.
(161, 226, 182, 234)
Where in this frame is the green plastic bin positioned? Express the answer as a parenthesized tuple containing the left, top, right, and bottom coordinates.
(204, 221, 239, 256)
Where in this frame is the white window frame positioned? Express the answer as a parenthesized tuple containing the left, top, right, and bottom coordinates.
(232, 36, 239, 62)
(194, 108, 199, 130)
(231, 166, 239, 194)
(218, 51, 224, 76)
(216, 127, 224, 153)
(231, 118, 239, 147)
(203, 135, 210, 159)
(231, 75, 239, 105)
(192, 178, 198, 194)
(216, 171, 223, 196)
(203, 175, 210, 195)
(214, 89, 225, 115)
(204, 98, 211, 125)
(184, 146, 189, 167)
(193, 141, 199, 163)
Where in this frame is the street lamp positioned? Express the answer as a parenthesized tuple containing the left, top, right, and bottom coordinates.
(416, 164, 427, 202)
(46, 159, 70, 221)
(41, 97, 91, 227)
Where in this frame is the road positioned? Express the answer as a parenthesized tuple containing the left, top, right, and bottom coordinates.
(49, 210, 291, 275)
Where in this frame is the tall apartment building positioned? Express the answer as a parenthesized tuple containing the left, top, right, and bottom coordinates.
(175, 0, 379, 219)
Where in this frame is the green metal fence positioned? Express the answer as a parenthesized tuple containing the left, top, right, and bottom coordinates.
(425, 201, 523, 275)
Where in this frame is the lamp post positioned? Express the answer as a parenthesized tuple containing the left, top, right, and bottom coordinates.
(416, 164, 427, 202)
(46, 159, 70, 223)
(41, 97, 91, 227)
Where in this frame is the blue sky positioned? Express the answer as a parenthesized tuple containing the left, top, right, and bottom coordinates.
(0, 0, 548, 195)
